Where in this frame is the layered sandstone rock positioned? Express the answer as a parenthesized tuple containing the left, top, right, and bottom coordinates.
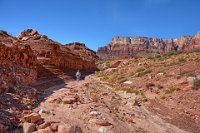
(97, 32, 198, 59)
(17, 29, 97, 71)
(0, 31, 37, 89)
(65, 42, 98, 61)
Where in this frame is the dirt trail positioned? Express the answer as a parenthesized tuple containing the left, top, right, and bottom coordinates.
(30, 66, 189, 133)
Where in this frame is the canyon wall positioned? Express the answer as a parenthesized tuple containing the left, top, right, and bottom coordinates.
(97, 32, 200, 59)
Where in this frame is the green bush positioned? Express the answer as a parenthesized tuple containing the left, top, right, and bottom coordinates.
(97, 61, 104, 64)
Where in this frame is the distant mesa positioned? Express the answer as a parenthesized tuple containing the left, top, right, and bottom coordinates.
(97, 31, 200, 59)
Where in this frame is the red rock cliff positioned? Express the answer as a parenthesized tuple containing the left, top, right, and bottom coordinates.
(97, 32, 198, 59)
(17, 29, 98, 71)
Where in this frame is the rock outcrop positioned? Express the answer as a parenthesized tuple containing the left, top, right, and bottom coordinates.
(0, 30, 37, 89)
(65, 42, 98, 61)
(97, 32, 200, 59)
(17, 29, 97, 71)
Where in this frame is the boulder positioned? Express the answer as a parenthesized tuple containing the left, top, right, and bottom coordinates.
(23, 123, 36, 133)
(68, 125, 83, 133)
(62, 97, 76, 104)
(89, 119, 112, 126)
(24, 113, 41, 123)
(57, 124, 71, 133)
(38, 122, 52, 129)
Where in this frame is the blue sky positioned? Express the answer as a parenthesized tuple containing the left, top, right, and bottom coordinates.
(0, 0, 200, 51)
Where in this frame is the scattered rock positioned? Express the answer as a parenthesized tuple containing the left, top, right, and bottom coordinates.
(157, 73, 164, 76)
(68, 125, 83, 133)
(0, 81, 9, 93)
(98, 126, 107, 133)
(62, 97, 76, 104)
(50, 124, 59, 131)
(57, 124, 71, 133)
(33, 127, 54, 133)
(23, 122, 36, 133)
(187, 76, 200, 89)
(38, 121, 51, 129)
(39, 109, 51, 115)
(89, 119, 112, 126)
(123, 80, 133, 85)
(24, 113, 41, 123)
(90, 111, 101, 117)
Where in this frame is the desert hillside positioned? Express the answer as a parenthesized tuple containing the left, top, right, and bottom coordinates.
(0, 29, 200, 133)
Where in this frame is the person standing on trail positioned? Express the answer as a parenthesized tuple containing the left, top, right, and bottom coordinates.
(76, 70, 81, 81)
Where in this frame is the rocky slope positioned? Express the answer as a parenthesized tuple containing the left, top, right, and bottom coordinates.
(17, 29, 98, 71)
(97, 31, 200, 59)
(0, 29, 98, 132)
(0, 30, 38, 132)
(96, 51, 200, 133)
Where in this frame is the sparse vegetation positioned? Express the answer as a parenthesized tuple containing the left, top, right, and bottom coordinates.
(140, 92, 148, 102)
(178, 57, 186, 63)
(164, 51, 183, 57)
(165, 86, 177, 94)
(136, 69, 152, 77)
(192, 78, 200, 90)
(160, 96, 167, 100)
(97, 60, 104, 64)
(116, 87, 140, 94)
(146, 83, 155, 89)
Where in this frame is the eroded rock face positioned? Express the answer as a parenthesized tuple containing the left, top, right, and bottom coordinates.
(0, 31, 38, 88)
(65, 42, 98, 62)
(97, 32, 198, 59)
(17, 29, 97, 71)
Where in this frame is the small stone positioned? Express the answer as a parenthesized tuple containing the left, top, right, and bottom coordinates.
(89, 119, 112, 126)
(24, 113, 41, 123)
(23, 123, 36, 133)
(57, 124, 70, 133)
(39, 109, 50, 115)
(38, 121, 51, 129)
(90, 111, 101, 117)
(68, 125, 83, 133)
(33, 127, 54, 133)
(62, 97, 76, 104)
(123, 81, 133, 85)
(157, 73, 164, 76)
(50, 124, 59, 131)
(98, 127, 107, 133)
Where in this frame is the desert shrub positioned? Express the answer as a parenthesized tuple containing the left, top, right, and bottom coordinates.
(136, 68, 145, 73)
(155, 54, 162, 59)
(189, 49, 200, 53)
(123, 87, 139, 94)
(8, 86, 18, 93)
(164, 51, 175, 56)
(178, 58, 186, 63)
(194, 58, 200, 62)
(165, 86, 176, 94)
(147, 55, 154, 59)
(140, 92, 148, 102)
(136, 69, 152, 77)
(97, 61, 104, 65)
(164, 51, 183, 57)
(193, 78, 200, 90)
(157, 84, 164, 89)
(146, 83, 155, 89)
(117, 75, 128, 83)
(160, 96, 167, 100)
